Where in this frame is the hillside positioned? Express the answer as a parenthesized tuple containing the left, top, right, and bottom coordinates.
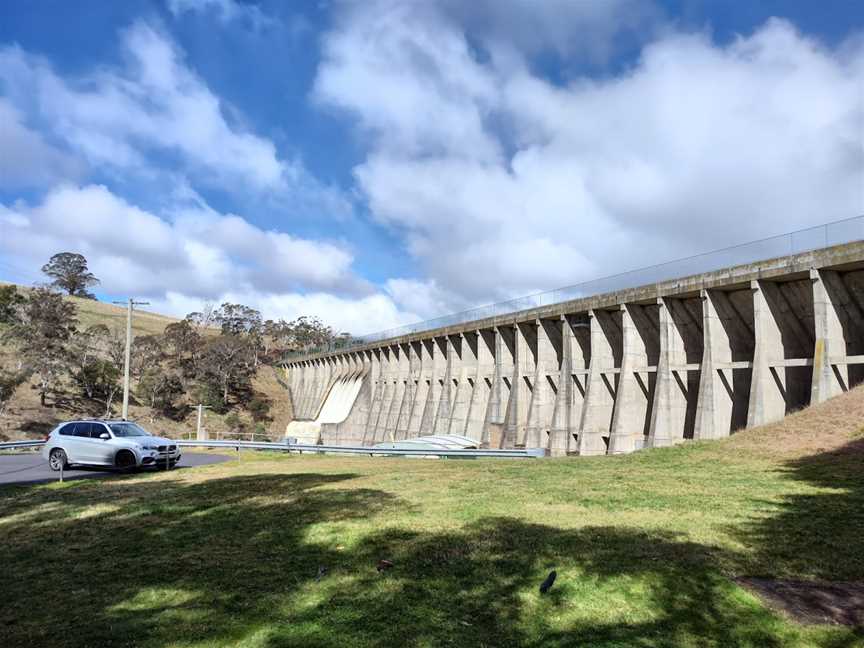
(0, 284, 293, 441)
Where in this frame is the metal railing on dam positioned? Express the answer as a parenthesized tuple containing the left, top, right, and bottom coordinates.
(286, 215, 864, 357)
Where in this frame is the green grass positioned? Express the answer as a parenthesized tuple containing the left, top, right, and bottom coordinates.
(1, 435, 863, 647)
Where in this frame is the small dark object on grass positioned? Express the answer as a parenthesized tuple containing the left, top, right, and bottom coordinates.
(539, 570, 557, 594)
(377, 559, 394, 572)
(316, 566, 327, 582)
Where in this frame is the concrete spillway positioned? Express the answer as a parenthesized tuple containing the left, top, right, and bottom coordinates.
(285, 372, 364, 444)
(285, 241, 864, 455)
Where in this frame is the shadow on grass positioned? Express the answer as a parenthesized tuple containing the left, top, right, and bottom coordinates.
(734, 437, 864, 582)
(1, 439, 863, 647)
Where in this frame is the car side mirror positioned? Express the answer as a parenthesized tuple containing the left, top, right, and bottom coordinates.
(99, 432, 110, 440)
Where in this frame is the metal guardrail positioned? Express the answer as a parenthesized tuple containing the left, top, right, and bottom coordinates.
(0, 439, 545, 459)
(0, 440, 45, 450)
(178, 439, 545, 458)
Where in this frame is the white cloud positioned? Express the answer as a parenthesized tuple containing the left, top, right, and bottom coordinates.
(0, 184, 357, 298)
(0, 22, 349, 218)
(167, 0, 273, 30)
(317, 10, 864, 312)
(0, 99, 85, 190)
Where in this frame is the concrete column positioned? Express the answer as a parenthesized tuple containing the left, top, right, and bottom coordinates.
(811, 268, 850, 402)
(363, 349, 384, 443)
(374, 347, 396, 442)
(608, 303, 658, 454)
(648, 297, 702, 447)
(501, 324, 523, 448)
(385, 344, 408, 441)
(406, 341, 427, 438)
(434, 336, 457, 435)
(548, 316, 571, 456)
(525, 319, 559, 449)
(468, 329, 495, 444)
(395, 342, 415, 440)
(747, 281, 787, 427)
(448, 333, 474, 437)
(484, 327, 511, 448)
(419, 338, 442, 434)
(577, 309, 620, 455)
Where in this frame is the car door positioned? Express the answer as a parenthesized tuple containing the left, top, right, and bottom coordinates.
(69, 423, 97, 463)
(89, 423, 115, 465)
(59, 423, 85, 463)
(74, 423, 104, 464)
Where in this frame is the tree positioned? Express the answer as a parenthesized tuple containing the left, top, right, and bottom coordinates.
(131, 334, 165, 380)
(41, 252, 100, 298)
(212, 302, 262, 336)
(0, 285, 24, 325)
(138, 369, 184, 418)
(287, 315, 334, 350)
(196, 335, 255, 407)
(0, 367, 27, 419)
(247, 394, 271, 422)
(73, 359, 121, 416)
(4, 287, 77, 406)
(163, 320, 202, 378)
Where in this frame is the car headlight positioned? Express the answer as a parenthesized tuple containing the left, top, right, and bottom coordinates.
(141, 445, 157, 451)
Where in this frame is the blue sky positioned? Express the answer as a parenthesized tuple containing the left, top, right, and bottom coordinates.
(0, 0, 862, 333)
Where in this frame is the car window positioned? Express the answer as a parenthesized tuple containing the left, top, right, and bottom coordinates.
(74, 423, 91, 438)
(108, 422, 151, 437)
(89, 424, 109, 439)
(59, 423, 77, 436)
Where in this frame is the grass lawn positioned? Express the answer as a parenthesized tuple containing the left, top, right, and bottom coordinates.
(2, 391, 864, 647)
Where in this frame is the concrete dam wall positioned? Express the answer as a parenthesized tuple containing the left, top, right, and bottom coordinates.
(284, 241, 864, 455)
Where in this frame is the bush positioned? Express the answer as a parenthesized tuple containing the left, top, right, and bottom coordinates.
(247, 395, 271, 422)
(194, 381, 228, 414)
(225, 412, 244, 433)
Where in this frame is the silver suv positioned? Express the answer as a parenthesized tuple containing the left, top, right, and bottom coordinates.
(42, 420, 181, 471)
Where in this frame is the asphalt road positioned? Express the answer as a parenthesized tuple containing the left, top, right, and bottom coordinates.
(0, 451, 233, 487)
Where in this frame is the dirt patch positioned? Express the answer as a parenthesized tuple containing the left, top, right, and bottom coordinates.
(737, 577, 864, 626)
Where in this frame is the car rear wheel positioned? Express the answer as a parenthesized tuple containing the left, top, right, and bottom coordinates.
(115, 450, 137, 472)
(48, 448, 68, 472)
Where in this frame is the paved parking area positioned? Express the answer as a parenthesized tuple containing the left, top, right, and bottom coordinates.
(0, 452, 233, 486)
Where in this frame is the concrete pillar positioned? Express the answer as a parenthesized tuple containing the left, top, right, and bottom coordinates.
(395, 342, 415, 440)
(385, 344, 408, 441)
(525, 319, 559, 450)
(419, 338, 442, 434)
(648, 297, 702, 447)
(694, 289, 754, 439)
(811, 268, 850, 402)
(449, 333, 474, 437)
(501, 325, 522, 448)
(747, 281, 787, 427)
(406, 341, 427, 438)
(374, 347, 396, 442)
(547, 317, 571, 456)
(484, 327, 511, 448)
(364, 349, 384, 443)
(434, 336, 456, 435)
(577, 309, 621, 455)
(469, 329, 495, 444)
(608, 303, 658, 454)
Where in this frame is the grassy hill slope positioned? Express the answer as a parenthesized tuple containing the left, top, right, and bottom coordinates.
(1, 384, 862, 646)
(0, 285, 293, 441)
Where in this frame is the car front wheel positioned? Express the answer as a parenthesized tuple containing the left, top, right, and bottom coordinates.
(115, 450, 137, 472)
(48, 448, 68, 472)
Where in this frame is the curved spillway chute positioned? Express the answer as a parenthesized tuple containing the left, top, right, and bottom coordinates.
(286, 371, 365, 444)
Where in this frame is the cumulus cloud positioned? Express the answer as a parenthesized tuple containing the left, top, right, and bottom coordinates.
(0, 22, 349, 218)
(316, 7, 864, 311)
(0, 183, 359, 298)
(167, 0, 273, 30)
(0, 99, 86, 190)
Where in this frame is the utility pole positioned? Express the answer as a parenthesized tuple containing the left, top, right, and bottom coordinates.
(112, 297, 150, 420)
(196, 404, 211, 440)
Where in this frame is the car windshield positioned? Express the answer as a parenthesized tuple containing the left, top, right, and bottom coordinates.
(108, 422, 152, 437)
